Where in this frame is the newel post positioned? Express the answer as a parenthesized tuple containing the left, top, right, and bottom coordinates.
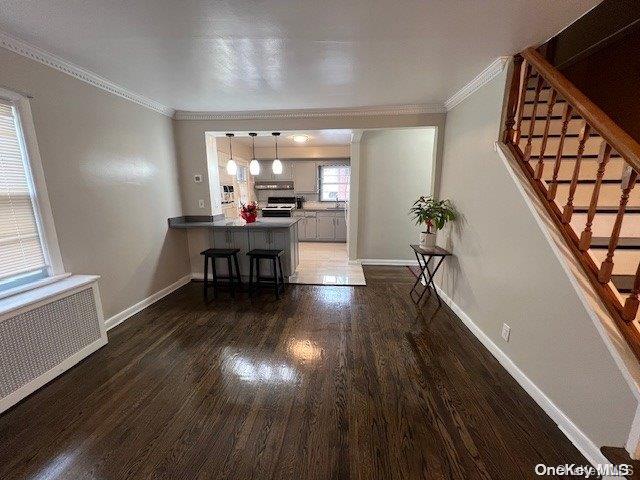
(503, 55, 523, 144)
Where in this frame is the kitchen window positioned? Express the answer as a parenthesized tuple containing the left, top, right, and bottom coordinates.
(319, 165, 350, 202)
(0, 90, 63, 295)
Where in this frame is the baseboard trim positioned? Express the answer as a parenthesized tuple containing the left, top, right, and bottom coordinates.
(433, 284, 612, 469)
(360, 258, 419, 266)
(0, 336, 107, 414)
(104, 274, 191, 331)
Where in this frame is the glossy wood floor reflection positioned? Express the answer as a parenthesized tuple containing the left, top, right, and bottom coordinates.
(0, 266, 588, 479)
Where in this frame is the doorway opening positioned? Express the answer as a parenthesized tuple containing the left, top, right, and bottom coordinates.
(204, 129, 365, 286)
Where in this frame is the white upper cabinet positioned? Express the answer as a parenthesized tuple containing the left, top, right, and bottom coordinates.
(293, 161, 318, 193)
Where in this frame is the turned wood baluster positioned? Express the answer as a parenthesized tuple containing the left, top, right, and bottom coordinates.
(561, 122, 591, 223)
(546, 103, 573, 201)
(579, 141, 612, 251)
(623, 262, 640, 322)
(503, 55, 524, 144)
(534, 89, 558, 179)
(598, 165, 639, 283)
(523, 75, 545, 162)
(514, 62, 532, 145)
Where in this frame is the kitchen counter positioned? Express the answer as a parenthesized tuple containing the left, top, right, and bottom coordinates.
(168, 215, 300, 280)
(169, 216, 301, 229)
(298, 208, 345, 212)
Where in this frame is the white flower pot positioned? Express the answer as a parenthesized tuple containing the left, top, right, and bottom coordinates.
(419, 232, 436, 248)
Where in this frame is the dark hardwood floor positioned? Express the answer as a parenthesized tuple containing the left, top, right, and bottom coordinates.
(0, 266, 589, 479)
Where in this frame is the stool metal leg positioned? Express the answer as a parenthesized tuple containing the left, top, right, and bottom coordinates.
(211, 257, 218, 299)
(273, 258, 280, 299)
(203, 254, 209, 301)
(278, 257, 285, 293)
(256, 258, 261, 284)
(233, 253, 242, 285)
(227, 256, 235, 298)
(249, 256, 254, 296)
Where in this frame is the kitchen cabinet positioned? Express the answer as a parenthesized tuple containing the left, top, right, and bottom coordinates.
(212, 228, 251, 276)
(255, 160, 293, 181)
(278, 161, 294, 180)
(335, 213, 347, 242)
(293, 161, 318, 193)
(248, 227, 298, 277)
(296, 210, 345, 242)
(316, 212, 335, 240)
(255, 161, 273, 182)
(305, 214, 318, 240)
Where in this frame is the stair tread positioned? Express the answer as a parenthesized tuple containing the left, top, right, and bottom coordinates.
(574, 206, 640, 213)
(590, 237, 640, 248)
(521, 115, 581, 120)
(519, 133, 601, 139)
(535, 154, 622, 159)
(552, 179, 620, 184)
(524, 99, 567, 105)
(612, 274, 634, 293)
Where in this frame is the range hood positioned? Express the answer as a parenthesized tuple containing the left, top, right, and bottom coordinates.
(254, 181, 294, 190)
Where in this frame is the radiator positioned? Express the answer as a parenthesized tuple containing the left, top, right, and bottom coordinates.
(0, 275, 107, 413)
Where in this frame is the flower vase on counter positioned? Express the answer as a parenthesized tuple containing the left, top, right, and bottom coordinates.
(240, 201, 258, 224)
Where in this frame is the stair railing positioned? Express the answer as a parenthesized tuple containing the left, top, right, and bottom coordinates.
(503, 47, 640, 358)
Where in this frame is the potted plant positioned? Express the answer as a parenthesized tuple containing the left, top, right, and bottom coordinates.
(409, 196, 457, 248)
(240, 201, 258, 223)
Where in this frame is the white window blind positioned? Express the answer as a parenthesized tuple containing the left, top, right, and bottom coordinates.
(0, 100, 47, 283)
(320, 165, 350, 202)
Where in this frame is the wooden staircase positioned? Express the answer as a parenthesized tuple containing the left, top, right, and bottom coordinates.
(503, 47, 640, 362)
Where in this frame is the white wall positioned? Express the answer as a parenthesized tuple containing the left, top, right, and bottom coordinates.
(173, 114, 446, 216)
(0, 47, 190, 319)
(435, 64, 636, 447)
(358, 128, 436, 261)
(254, 145, 350, 159)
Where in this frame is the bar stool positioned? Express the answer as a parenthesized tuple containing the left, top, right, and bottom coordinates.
(200, 248, 242, 300)
(247, 249, 285, 299)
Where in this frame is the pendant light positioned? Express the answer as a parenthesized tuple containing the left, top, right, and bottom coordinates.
(225, 133, 238, 176)
(271, 132, 283, 175)
(249, 132, 260, 175)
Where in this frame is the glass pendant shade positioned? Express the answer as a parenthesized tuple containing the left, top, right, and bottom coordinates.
(271, 132, 282, 174)
(225, 133, 237, 175)
(249, 159, 260, 175)
(226, 159, 237, 175)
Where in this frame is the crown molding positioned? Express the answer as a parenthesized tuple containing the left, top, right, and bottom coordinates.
(173, 103, 445, 121)
(0, 30, 175, 117)
(444, 56, 510, 111)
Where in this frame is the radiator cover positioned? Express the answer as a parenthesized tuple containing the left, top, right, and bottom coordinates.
(0, 276, 106, 413)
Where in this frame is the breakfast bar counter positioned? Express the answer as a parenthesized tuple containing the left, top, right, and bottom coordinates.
(168, 216, 301, 229)
(168, 216, 300, 280)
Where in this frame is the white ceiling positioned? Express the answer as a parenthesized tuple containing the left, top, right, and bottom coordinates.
(0, 1, 599, 112)
(215, 130, 353, 147)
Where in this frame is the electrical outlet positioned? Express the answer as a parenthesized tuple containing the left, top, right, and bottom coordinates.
(501, 323, 511, 342)
(198, 199, 206, 209)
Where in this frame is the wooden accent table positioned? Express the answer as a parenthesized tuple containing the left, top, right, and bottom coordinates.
(409, 244, 452, 306)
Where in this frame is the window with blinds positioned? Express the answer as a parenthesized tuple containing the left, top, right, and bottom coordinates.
(0, 100, 48, 291)
(319, 165, 350, 202)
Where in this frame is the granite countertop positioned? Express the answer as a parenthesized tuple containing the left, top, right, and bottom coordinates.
(169, 216, 301, 229)
(298, 207, 346, 212)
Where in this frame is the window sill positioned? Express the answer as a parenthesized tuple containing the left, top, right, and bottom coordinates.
(0, 274, 100, 320)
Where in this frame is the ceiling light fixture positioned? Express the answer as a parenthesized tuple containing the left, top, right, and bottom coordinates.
(249, 132, 260, 176)
(292, 134, 309, 144)
(271, 132, 282, 175)
(225, 133, 237, 175)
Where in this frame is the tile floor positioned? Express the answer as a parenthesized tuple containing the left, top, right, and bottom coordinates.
(288, 242, 366, 286)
